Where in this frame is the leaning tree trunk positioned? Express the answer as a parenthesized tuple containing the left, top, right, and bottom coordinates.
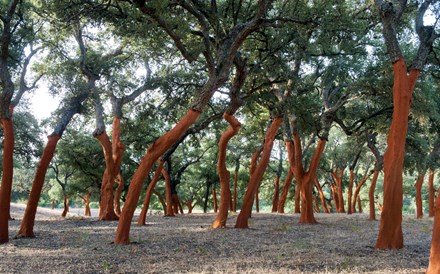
(17, 135, 60, 237)
(0, 119, 14, 244)
(429, 169, 435, 217)
(376, 59, 419, 249)
(427, 186, 440, 273)
(235, 117, 283, 228)
(115, 110, 200, 244)
(61, 195, 69, 217)
(277, 170, 293, 213)
(213, 113, 241, 228)
(369, 170, 380, 221)
(138, 162, 164, 225)
(352, 173, 372, 214)
(315, 179, 329, 213)
(415, 172, 425, 219)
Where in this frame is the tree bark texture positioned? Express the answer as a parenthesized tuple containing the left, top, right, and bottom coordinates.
(235, 117, 282, 228)
(376, 59, 420, 249)
(115, 110, 200, 244)
(213, 113, 241, 228)
(0, 119, 14, 244)
(114, 173, 124, 217)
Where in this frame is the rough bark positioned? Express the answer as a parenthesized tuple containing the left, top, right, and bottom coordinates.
(138, 161, 164, 225)
(213, 113, 241, 228)
(429, 169, 435, 217)
(235, 117, 283, 228)
(0, 119, 14, 244)
(415, 172, 425, 219)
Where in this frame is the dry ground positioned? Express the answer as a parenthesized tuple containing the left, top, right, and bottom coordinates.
(0, 203, 433, 273)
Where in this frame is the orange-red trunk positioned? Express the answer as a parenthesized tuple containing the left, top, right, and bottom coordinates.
(162, 168, 174, 217)
(0, 119, 14, 244)
(277, 141, 295, 213)
(235, 117, 282, 228)
(429, 169, 435, 217)
(17, 135, 60, 238)
(427, 186, 440, 273)
(376, 59, 419, 249)
(138, 162, 164, 225)
(61, 195, 69, 217)
(415, 173, 425, 219)
(315, 179, 329, 213)
(213, 113, 240, 228)
(271, 175, 280, 212)
(369, 170, 379, 221)
(115, 110, 200, 244)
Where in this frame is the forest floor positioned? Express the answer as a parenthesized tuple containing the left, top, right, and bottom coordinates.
(1, 203, 433, 274)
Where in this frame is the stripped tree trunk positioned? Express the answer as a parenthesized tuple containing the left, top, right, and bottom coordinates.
(415, 172, 425, 219)
(315, 178, 329, 213)
(277, 141, 295, 213)
(162, 167, 175, 217)
(332, 167, 345, 213)
(427, 186, 440, 273)
(138, 162, 164, 225)
(114, 173, 124, 217)
(0, 119, 14, 243)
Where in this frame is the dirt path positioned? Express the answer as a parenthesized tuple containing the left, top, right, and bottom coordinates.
(1, 204, 433, 273)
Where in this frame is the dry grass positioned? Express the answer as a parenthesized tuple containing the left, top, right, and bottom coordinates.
(1, 204, 432, 273)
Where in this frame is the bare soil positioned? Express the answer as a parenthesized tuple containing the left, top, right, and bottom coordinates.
(1, 203, 432, 273)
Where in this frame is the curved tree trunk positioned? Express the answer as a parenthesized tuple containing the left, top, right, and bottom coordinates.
(213, 113, 240, 228)
(138, 162, 164, 225)
(0, 119, 14, 244)
(429, 169, 435, 217)
(369, 170, 379, 221)
(114, 173, 124, 217)
(427, 186, 440, 273)
(376, 59, 419, 250)
(61, 195, 69, 217)
(235, 117, 282, 228)
(315, 178, 329, 213)
(17, 135, 60, 237)
(277, 170, 293, 213)
(115, 110, 201, 244)
(271, 175, 280, 212)
(415, 172, 425, 219)
(352, 173, 371, 214)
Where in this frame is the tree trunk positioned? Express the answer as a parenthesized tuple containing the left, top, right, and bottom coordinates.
(357, 196, 362, 213)
(153, 190, 167, 214)
(138, 162, 164, 225)
(115, 109, 201, 244)
(294, 183, 301, 213)
(277, 170, 293, 213)
(330, 183, 339, 213)
(255, 190, 259, 213)
(186, 200, 194, 214)
(114, 173, 124, 217)
(162, 167, 174, 217)
(51, 199, 55, 210)
(427, 186, 440, 273)
(415, 172, 425, 219)
(332, 167, 345, 213)
(212, 185, 218, 213)
(352, 173, 371, 214)
(0, 119, 14, 244)
(213, 113, 240, 228)
(315, 178, 329, 213)
(429, 169, 435, 217)
(84, 192, 91, 217)
(271, 175, 280, 212)
(277, 140, 295, 213)
(347, 169, 355, 214)
(235, 117, 282, 228)
(376, 59, 419, 250)
(369, 170, 379, 221)
(61, 195, 69, 217)
(232, 167, 238, 212)
(17, 135, 60, 238)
